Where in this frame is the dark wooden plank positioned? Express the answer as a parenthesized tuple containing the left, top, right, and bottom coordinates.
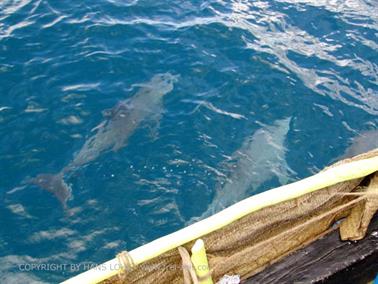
(245, 214, 378, 284)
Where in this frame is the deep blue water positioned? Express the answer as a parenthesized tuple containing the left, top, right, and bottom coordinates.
(0, 0, 377, 282)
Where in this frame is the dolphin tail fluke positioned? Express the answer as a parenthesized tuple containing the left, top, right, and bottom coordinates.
(276, 158, 296, 186)
(28, 173, 72, 209)
(186, 207, 215, 226)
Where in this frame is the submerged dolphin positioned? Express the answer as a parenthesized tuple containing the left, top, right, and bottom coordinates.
(30, 73, 178, 208)
(342, 129, 378, 158)
(192, 117, 293, 221)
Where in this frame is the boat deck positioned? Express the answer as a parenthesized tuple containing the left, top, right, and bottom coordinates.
(246, 213, 378, 284)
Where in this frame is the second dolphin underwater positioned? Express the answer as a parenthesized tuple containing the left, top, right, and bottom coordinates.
(191, 121, 378, 222)
(29, 73, 178, 208)
(190, 117, 293, 222)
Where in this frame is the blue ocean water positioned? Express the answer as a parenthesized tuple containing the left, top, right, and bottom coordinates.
(0, 0, 377, 282)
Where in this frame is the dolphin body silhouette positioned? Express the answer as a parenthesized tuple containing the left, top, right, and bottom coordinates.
(342, 129, 378, 158)
(30, 73, 177, 208)
(191, 117, 293, 222)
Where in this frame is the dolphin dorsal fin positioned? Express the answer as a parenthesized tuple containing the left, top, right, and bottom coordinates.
(101, 100, 133, 118)
(101, 108, 114, 118)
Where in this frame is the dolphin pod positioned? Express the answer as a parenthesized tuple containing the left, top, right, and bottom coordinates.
(29, 96, 294, 215)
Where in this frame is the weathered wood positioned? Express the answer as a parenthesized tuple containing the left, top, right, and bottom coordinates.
(245, 214, 378, 284)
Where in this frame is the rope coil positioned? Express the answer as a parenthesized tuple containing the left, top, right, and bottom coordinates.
(116, 250, 135, 280)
